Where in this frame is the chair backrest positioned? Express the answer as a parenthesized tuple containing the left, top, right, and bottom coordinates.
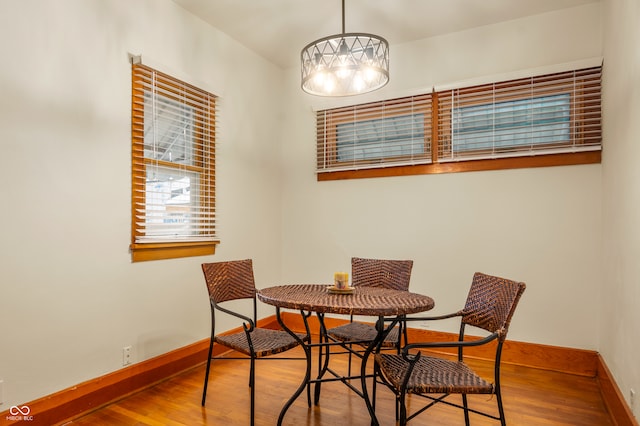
(201, 259, 256, 304)
(351, 257, 413, 291)
(461, 272, 526, 341)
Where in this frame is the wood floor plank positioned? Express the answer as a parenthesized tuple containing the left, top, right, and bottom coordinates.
(63, 344, 613, 426)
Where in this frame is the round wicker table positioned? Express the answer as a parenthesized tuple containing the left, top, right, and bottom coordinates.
(258, 284, 435, 426)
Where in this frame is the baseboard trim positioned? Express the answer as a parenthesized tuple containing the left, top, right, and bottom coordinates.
(1, 314, 634, 426)
(597, 354, 639, 426)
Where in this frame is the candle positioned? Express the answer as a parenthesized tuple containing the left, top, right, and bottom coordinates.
(334, 272, 349, 289)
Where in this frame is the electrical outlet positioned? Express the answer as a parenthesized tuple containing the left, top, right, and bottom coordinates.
(123, 346, 132, 366)
(631, 389, 636, 415)
(0, 379, 4, 405)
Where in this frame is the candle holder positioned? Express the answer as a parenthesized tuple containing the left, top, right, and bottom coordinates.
(334, 272, 349, 289)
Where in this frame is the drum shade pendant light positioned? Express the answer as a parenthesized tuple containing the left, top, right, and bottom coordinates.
(301, 0, 389, 96)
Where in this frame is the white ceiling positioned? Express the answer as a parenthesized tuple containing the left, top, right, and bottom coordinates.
(172, 0, 598, 69)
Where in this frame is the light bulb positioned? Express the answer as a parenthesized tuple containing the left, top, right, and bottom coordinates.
(363, 66, 376, 82)
(313, 70, 326, 86)
(324, 75, 336, 93)
(336, 66, 352, 80)
(353, 73, 365, 92)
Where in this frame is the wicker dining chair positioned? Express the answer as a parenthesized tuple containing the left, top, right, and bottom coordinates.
(200, 259, 310, 426)
(324, 257, 413, 372)
(375, 272, 526, 426)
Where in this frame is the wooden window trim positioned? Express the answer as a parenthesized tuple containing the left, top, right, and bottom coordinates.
(130, 241, 216, 262)
(317, 150, 601, 181)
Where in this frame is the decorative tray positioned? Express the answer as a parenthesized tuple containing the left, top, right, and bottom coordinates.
(327, 286, 355, 294)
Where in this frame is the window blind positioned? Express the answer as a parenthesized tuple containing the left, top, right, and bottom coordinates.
(316, 94, 433, 172)
(436, 66, 602, 162)
(131, 63, 218, 245)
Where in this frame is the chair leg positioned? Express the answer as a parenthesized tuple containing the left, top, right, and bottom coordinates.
(201, 338, 215, 406)
(249, 356, 256, 426)
(496, 386, 507, 426)
(249, 356, 255, 389)
(315, 329, 327, 404)
(372, 362, 377, 413)
(462, 394, 470, 426)
(401, 316, 409, 349)
(399, 390, 408, 426)
(315, 314, 326, 405)
(306, 332, 312, 407)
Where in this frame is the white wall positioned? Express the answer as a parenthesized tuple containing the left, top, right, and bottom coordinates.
(0, 0, 284, 408)
(280, 3, 604, 347)
(601, 0, 640, 414)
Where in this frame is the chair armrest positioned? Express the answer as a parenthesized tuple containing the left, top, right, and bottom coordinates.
(382, 311, 461, 324)
(402, 311, 463, 322)
(214, 303, 256, 332)
(402, 332, 499, 357)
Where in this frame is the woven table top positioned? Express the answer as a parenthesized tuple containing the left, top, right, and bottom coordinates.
(258, 284, 435, 316)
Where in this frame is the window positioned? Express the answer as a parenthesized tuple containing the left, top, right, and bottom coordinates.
(317, 66, 601, 180)
(337, 113, 426, 161)
(451, 94, 570, 153)
(131, 61, 218, 262)
(317, 94, 432, 172)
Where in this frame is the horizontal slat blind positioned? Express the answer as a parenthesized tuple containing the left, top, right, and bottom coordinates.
(131, 63, 218, 244)
(317, 94, 432, 172)
(437, 66, 602, 162)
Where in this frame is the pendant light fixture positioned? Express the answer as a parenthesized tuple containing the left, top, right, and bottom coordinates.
(301, 0, 389, 96)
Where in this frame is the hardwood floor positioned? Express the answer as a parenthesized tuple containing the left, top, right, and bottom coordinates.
(63, 345, 613, 426)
